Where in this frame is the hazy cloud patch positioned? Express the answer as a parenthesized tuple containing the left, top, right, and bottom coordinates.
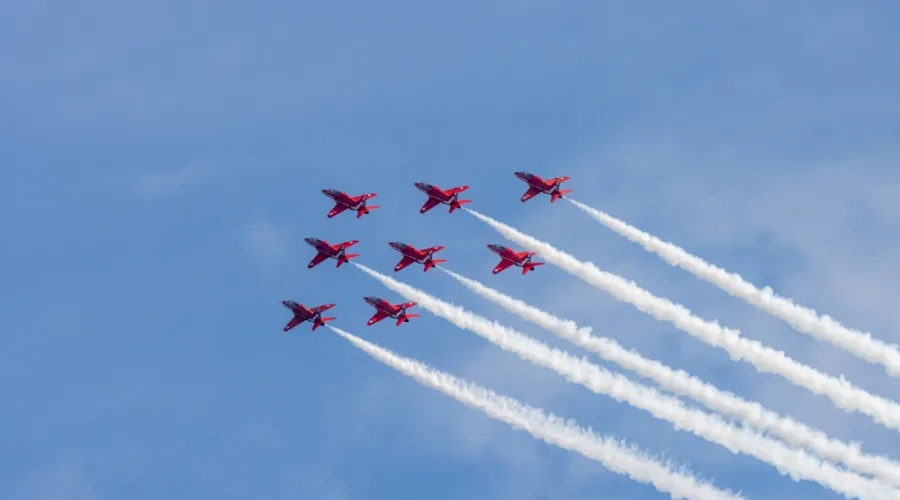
(240, 218, 289, 271)
(136, 163, 213, 197)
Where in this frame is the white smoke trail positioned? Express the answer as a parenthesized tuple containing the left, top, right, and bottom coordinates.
(567, 197, 900, 377)
(439, 267, 900, 486)
(353, 263, 899, 500)
(464, 208, 900, 431)
(328, 325, 742, 500)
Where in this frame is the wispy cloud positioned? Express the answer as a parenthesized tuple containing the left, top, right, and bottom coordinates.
(240, 218, 288, 271)
(136, 163, 213, 197)
(5, 457, 99, 500)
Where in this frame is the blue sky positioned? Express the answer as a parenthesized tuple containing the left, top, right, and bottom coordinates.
(3, 2, 900, 498)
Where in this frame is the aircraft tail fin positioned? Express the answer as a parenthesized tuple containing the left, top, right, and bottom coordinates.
(551, 190, 572, 203)
(312, 317, 336, 330)
(337, 254, 360, 267)
(397, 314, 420, 325)
(357, 205, 379, 218)
(449, 199, 472, 213)
(523, 262, 545, 274)
(424, 259, 446, 271)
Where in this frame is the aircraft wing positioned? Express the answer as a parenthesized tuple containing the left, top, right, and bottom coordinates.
(310, 303, 335, 313)
(294, 304, 314, 316)
(327, 203, 348, 218)
(338, 240, 359, 249)
(401, 301, 417, 309)
(307, 251, 330, 269)
(393, 255, 416, 272)
(367, 310, 390, 326)
(447, 185, 469, 194)
(520, 186, 541, 202)
(283, 315, 304, 332)
(550, 176, 570, 184)
(419, 197, 442, 214)
(492, 258, 515, 274)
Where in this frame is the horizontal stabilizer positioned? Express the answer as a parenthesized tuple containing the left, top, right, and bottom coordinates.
(424, 259, 447, 271)
(397, 313, 420, 325)
(523, 262, 545, 274)
(337, 253, 360, 267)
(551, 190, 572, 202)
(312, 317, 336, 330)
(357, 205, 379, 218)
(449, 199, 472, 213)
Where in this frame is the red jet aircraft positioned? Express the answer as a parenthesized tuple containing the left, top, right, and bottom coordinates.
(304, 237, 360, 268)
(388, 241, 446, 272)
(514, 171, 572, 203)
(487, 243, 545, 275)
(364, 296, 420, 326)
(321, 188, 379, 219)
(281, 300, 336, 332)
(414, 182, 472, 214)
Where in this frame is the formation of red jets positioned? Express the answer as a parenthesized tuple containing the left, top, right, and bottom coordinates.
(282, 171, 571, 332)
